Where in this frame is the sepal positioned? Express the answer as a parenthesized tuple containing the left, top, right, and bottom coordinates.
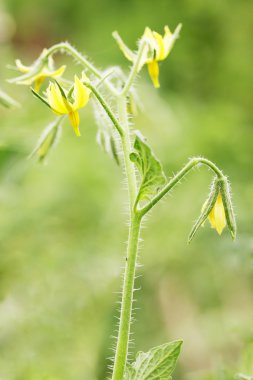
(130, 131, 166, 204)
(188, 177, 219, 243)
(0, 88, 19, 108)
(219, 176, 237, 240)
(29, 117, 62, 162)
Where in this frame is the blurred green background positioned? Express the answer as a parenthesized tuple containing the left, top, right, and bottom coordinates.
(0, 0, 252, 379)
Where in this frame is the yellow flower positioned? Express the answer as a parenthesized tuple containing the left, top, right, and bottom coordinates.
(10, 50, 66, 92)
(207, 192, 226, 235)
(46, 75, 91, 136)
(113, 24, 181, 88)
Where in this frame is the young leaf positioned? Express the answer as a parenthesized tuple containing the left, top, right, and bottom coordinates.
(131, 340, 182, 380)
(130, 131, 166, 202)
(124, 362, 136, 379)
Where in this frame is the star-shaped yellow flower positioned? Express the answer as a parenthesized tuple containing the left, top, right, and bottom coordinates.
(46, 75, 91, 136)
(113, 24, 181, 88)
(9, 50, 66, 92)
(207, 192, 226, 235)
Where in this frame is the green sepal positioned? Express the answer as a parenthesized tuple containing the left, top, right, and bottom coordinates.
(54, 79, 68, 100)
(188, 177, 219, 243)
(219, 177, 237, 240)
(125, 340, 182, 380)
(29, 117, 63, 162)
(31, 88, 52, 111)
(110, 135, 120, 166)
(130, 131, 166, 204)
(0, 88, 19, 108)
(96, 129, 120, 166)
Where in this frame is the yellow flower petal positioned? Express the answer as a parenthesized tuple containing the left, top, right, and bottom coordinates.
(43, 65, 66, 78)
(68, 111, 81, 136)
(34, 76, 45, 92)
(147, 60, 160, 88)
(72, 75, 90, 110)
(47, 82, 69, 114)
(152, 31, 165, 60)
(208, 193, 226, 235)
(214, 193, 226, 235)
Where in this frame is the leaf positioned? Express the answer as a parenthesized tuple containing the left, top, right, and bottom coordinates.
(130, 131, 166, 202)
(130, 340, 182, 380)
(124, 362, 136, 379)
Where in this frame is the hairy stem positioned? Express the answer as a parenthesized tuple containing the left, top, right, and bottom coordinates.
(46, 42, 102, 78)
(46, 42, 118, 95)
(138, 157, 225, 217)
(118, 96, 137, 210)
(112, 214, 141, 380)
(120, 40, 147, 97)
(84, 83, 123, 137)
(112, 97, 139, 379)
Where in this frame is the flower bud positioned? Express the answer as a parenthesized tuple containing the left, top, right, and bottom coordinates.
(188, 176, 236, 242)
(30, 118, 62, 162)
(188, 177, 219, 243)
(219, 176, 237, 240)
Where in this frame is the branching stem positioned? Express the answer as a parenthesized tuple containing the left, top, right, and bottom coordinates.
(138, 157, 225, 218)
(45, 42, 119, 95)
(120, 40, 147, 97)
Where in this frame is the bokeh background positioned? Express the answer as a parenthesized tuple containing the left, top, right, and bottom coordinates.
(0, 0, 252, 379)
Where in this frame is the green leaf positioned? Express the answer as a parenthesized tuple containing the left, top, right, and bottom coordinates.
(130, 340, 182, 380)
(130, 131, 166, 202)
(124, 362, 136, 379)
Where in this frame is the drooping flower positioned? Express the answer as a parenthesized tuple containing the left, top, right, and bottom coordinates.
(9, 49, 66, 92)
(45, 75, 91, 136)
(207, 192, 226, 235)
(113, 24, 181, 88)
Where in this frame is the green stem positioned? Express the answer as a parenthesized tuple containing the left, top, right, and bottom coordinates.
(138, 157, 225, 217)
(46, 42, 118, 95)
(46, 42, 101, 78)
(118, 96, 137, 210)
(120, 40, 147, 97)
(85, 83, 124, 137)
(112, 96, 139, 379)
(112, 213, 141, 380)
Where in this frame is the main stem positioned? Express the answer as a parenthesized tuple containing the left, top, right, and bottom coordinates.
(112, 214, 141, 380)
(112, 97, 140, 380)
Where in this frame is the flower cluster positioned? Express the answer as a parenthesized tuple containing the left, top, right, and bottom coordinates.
(113, 24, 182, 88)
